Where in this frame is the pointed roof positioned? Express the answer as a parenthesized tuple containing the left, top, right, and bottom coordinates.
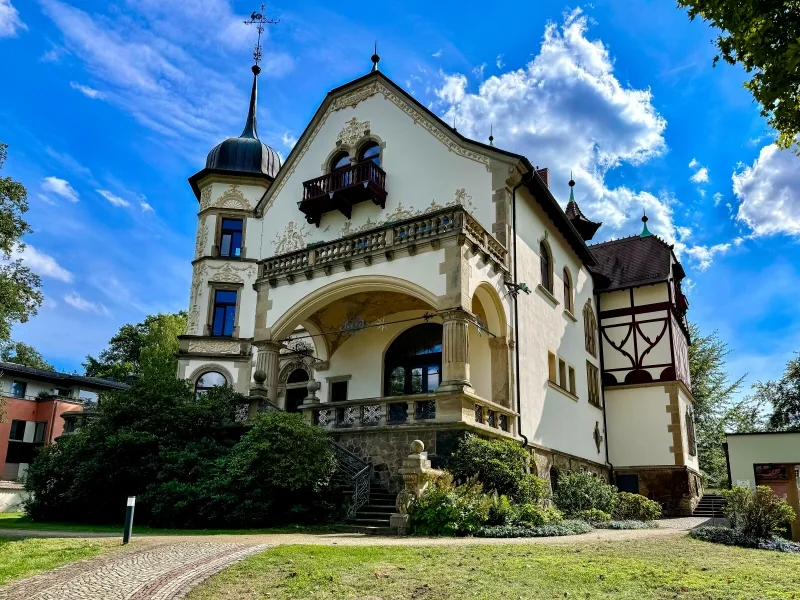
(188, 64, 281, 199)
(589, 231, 685, 292)
(253, 68, 597, 265)
(565, 176, 601, 241)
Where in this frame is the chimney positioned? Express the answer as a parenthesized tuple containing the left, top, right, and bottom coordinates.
(536, 168, 550, 188)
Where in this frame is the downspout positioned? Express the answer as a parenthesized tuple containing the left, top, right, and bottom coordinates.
(596, 292, 614, 481)
(511, 171, 534, 448)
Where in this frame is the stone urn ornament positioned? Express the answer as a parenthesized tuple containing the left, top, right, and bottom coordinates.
(304, 378, 321, 403)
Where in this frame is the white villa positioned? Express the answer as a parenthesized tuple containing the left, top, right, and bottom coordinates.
(177, 52, 701, 515)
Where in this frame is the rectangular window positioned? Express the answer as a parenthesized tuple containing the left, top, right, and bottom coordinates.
(33, 422, 47, 443)
(587, 361, 601, 407)
(559, 359, 567, 389)
(568, 366, 576, 395)
(55, 388, 70, 397)
(211, 289, 237, 337)
(9, 420, 25, 441)
(11, 380, 27, 398)
(219, 219, 243, 258)
(548, 352, 557, 383)
(330, 380, 348, 403)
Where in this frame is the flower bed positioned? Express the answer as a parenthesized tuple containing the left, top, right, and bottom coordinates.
(691, 526, 800, 554)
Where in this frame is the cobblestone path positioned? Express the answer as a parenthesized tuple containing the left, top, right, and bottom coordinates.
(0, 542, 270, 600)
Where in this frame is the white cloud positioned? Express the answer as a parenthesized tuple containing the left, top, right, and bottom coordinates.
(688, 158, 699, 169)
(496, 54, 504, 69)
(282, 132, 297, 149)
(140, 200, 154, 213)
(683, 243, 732, 270)
(96, 189, 130, 207)
(432, 49, 442, 58)
(36, 193, 57, 206)
(690, 166, 709, 184)
(713, 192, 723, 207)
(69, 81, 105, 99)
(64, 292, 110, 316)
(432, 9, 672, 242)
(10, 244, 73, 282)
(472, 63, 486, 80)
(41, 176, 79, 202)
(0, 0, 26, 38)
(733, 144, 800, 237)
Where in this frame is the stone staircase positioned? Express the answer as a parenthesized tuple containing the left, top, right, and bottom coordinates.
(343, 487, 398, 534)
(692, 493, 726, 519)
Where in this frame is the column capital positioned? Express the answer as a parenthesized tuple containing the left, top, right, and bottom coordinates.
(438, 307, 472, 323)
(253, 340, 283, 352)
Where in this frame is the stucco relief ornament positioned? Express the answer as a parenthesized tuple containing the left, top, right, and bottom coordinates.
(185, 263, 207, 334)
(194, 219, 209, 259)
(383, 201, 421, 222)
(450, 188, 476, 214)
(187, 339, 240, 354)
(272, 221, 311, 255)
(199, 186, 213, 210)
(337, 117, 371, 148)
(207, 262, 255, 284)
(216, 185, 250, 211)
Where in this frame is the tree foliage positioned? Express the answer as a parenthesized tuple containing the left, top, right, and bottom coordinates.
(688, 322, 761, 487)
(0, 143, 42, 342)
(24, 368, 336, 528)
(83, 312, 187, 380)
(677, 1, 800, 151)
(759, 353, 800, 431)
(0, 340, 54, 370)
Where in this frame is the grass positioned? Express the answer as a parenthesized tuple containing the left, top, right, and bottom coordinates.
(0, 536, 115, 586)
(187, 536, 800, 599)
(0, 512, 345, 536)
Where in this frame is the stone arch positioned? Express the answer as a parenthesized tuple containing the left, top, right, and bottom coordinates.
(538, 235, 555, 294)
(187, 363, 235, 387)
(278, 360, 312, 385)
(269, 275, 440, 341)
(470, 282, 511, 406)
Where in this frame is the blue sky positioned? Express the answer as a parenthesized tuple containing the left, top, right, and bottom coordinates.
(0, 0, 798, 395)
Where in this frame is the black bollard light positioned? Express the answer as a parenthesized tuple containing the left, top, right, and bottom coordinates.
(123, 496, 135, 544)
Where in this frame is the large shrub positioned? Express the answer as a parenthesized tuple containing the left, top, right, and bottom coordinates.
(553, 471, 618, 516)
(25, 372, 337, 528)
(575, 508, 611, 523)
(448, 435, 548, 504)
(722, 485, 796, 539)
(408, 474, 492, 536)
(613, 492, 662, 521)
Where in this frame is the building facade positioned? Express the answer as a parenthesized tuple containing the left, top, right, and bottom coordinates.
(177, 57, 701, 513)
(0, 362, 127, 482)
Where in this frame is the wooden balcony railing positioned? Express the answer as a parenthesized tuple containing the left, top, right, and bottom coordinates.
(260, 205, 509, 283)
(301, 390, 518, 440)
(300, 160, 387, 226)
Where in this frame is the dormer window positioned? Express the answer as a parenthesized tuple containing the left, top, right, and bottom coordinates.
(330, 151, 350, 171)
(359, 141, 381, 166)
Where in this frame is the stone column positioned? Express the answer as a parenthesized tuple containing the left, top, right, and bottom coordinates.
(438, 308, 472, 393)
(253, 340, 282, 403)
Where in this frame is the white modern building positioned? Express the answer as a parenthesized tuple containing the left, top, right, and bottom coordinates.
(177, 53, 701, 514)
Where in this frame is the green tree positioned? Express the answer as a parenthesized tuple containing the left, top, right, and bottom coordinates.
(0, 340, 54, 370)
(83, 312, 187, 380)
(677, 1, 800, 151)
(758, 353, 800, 431)
(0, 142, 43, 342)
(688, 322, 761, 487)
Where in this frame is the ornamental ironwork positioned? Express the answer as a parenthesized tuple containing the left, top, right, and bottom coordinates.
(234, 404, 249, 422)
(415, 400, 436, 420)
(487, 410, 496, 427)
(362, 404, 381, 425)
(388, 402, 408, 423)
(337, 406, 356, 426)
(316, 409, 333, 426)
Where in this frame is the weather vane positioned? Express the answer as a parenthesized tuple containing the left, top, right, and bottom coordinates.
(244, 3, 278, 68)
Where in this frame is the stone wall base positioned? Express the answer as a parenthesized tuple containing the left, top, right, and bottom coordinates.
(528, 447, 610, 489)
(613, 465, 702, 516)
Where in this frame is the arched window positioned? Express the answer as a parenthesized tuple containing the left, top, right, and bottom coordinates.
(195, 371, 227, 398)
(563, 267, 573, 314)
(686, 409, 697, 457)
(540, 241, 552, 293)
(384, 324, 443, 396)
(285, 368, 309, 413)
(583, 301, 597, 357)
(358, 141, 381, 166)
(330, 151, 350, 171)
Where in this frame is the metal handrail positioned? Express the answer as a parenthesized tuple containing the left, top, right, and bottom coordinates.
(330, 441, 372, 518)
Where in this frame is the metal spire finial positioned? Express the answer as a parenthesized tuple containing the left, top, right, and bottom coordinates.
(489, 124, 494, 146)
(640, 208, 653, 238)
(371, 40, 380, 72)
(453, 116, 457, 132)
(568, 170, 576, 202)
(244, 3, 279, 70)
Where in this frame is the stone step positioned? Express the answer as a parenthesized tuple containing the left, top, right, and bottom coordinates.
(355, 511, 395, 519)
(360, 505, 395, 513)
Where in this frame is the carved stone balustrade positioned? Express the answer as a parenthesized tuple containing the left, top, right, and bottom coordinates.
(260, 206, 508, 285)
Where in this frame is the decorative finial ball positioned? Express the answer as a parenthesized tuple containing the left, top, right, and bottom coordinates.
(642, 214, 649, 223)
(253, 370, 267, 384)
(307, 379, 321, 393)
(252, 64, 262, 76)
(568, 178, 575, 188)
(410, 439, 425, 454)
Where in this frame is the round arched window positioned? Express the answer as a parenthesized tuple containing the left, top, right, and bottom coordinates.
(285, 368, 309, 413)
(195, 371, 227, 397)
(358, 142, 381, 167)
(384, 324, 442, 396)
(330, 151, 350, 171)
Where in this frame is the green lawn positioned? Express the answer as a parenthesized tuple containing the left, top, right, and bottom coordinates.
(0, 512, 344, 536)
(188, 537, 800, 599)
(0, 536, 115, 586)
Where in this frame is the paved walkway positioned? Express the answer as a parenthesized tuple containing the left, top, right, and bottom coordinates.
(0, 518, 710, 599)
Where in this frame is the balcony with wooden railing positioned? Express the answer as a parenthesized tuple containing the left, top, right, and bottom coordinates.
(300, 160, 387, 226)
(301, 390, 518, 441)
